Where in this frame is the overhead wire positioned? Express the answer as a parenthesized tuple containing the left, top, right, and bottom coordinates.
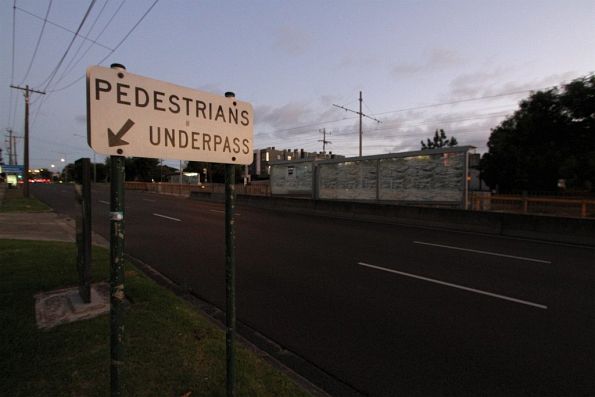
(47, 0, 158, 93)
(370, 87, 541, 117)
(29, 0, 98, 125)
(53, 0, 112, 88)
(8, 0, 17, 129)
(41, 0, 97, 92)
(257, 110, 511, 151)
(14, 4, 113, 55)
(19, 0, 53, 85)
(31, 0, 158, 128)
(52, 0, 126, 90)
(265, 86, 539, 138)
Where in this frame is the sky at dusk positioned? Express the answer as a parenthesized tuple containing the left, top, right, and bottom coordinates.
(1, 0, 594, 171)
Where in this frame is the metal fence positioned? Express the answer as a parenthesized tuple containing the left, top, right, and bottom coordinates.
(125, 181, 270, 197)
(124, 182, 595, 219)
(470, 192, 595, 219)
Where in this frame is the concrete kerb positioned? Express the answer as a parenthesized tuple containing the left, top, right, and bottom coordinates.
(0, 211, 108, 247)
(214, 194, 595, 247)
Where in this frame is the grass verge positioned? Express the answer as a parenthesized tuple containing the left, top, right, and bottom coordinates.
(0, 187, 50, 212)
(0, 240, 310, 397)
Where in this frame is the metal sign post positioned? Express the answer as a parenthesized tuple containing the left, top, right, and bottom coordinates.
(225, 162, 236, 397)
(74, 158, 92, 303)
(224, 93, 237, 397)
(107, 63, 127, 397)
(86, 63, 253, 396)
(110, 153, 126, 397)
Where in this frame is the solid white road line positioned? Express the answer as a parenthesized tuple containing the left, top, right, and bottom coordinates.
(153, 213, 181, 222)
(413, 241, 552, 264)
(357, 262, 548, 310)
(99, 200, 109, 205)
(209, 209, 240, 215)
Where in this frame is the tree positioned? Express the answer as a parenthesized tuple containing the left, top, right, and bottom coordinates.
(185, 161, 243, 183)
(61, 163, 76, 182)
(124, 157, 161, 182)
(421, 129, 458, 150)
(94, 162, 107, 182)
(480, 74, 595, 192)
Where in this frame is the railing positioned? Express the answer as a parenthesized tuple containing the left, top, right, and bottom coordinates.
(470, 192, 595, 219)
(125, 181, 271, 197)
(125, 183, 595, 219)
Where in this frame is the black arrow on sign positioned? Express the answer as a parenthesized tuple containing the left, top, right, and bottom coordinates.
(108, 118, 135, 147)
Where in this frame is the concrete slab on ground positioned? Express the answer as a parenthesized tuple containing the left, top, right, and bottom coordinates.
(34, 282, 110, 329)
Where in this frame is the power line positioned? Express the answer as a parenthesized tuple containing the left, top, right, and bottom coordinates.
(96, 0, 159, 64)
(371, 88, 537, 117)
(41, 0, 97, 92)
(14, 4, 113, 54)
(8, 0, 17, 129)
(19, 0, 53, 85)
(47, 0, 158, 93)
(31, 0, 158, 128)
(265, 86, 540, 138)
(53, 0, 112, 88)
(52, 0, 127, 90)
(10, 1, 16, 85)
(28, 1, 99, 125)
(257, 110, 510, 151)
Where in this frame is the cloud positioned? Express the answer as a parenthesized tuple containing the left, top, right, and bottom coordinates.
(75, 114, 86, 124)
(392, 48, 464, 77)
(272, 25, 312, 56)
(446, 69, 580, 100)
(196, 82, 224, 95)
(255, 101, 312, 133)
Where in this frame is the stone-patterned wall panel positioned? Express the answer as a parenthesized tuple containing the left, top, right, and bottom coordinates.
(379, 152, 465, 202)
(319, 161, 377, 200)
(270, 163, 313, 195)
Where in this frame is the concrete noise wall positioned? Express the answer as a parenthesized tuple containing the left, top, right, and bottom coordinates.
(270, 147, 471, 207)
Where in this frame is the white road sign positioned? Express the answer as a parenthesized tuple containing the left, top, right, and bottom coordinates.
(86, 65, 253, 164)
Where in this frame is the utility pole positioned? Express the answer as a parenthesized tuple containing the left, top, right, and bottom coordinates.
(12, 134, 19, 165)
(10, 84, 46, 198)
(4, 129, 20, 165)
(333, 91, 381, 157)
(318, 128, 332, 153)
(5, 129, 14, 165)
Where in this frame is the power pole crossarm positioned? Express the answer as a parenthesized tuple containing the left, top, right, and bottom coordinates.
(331, 103, 382, 123)
(332, 91, 381, 157)
(10, 85, 46, 95)
(318, 128, 332, 153)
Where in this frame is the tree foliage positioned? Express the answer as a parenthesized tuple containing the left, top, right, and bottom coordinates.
(185, 161, 243, 183)
(103, 157, 170, 182)
(421, 129, 458, 150)
(480, 74, 595, 192)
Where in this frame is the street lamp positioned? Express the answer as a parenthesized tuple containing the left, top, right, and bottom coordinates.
(60, 156, 68, 183)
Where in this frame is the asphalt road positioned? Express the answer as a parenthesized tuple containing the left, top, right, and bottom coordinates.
(32, 183, 595, 396)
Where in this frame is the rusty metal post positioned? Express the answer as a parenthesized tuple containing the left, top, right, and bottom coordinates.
(110, 154, 125, 397)
(224, 91, 237, 397)
(75, 158, 92, 303)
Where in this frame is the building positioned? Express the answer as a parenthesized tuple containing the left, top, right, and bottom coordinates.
(250, 147, 344, 179)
